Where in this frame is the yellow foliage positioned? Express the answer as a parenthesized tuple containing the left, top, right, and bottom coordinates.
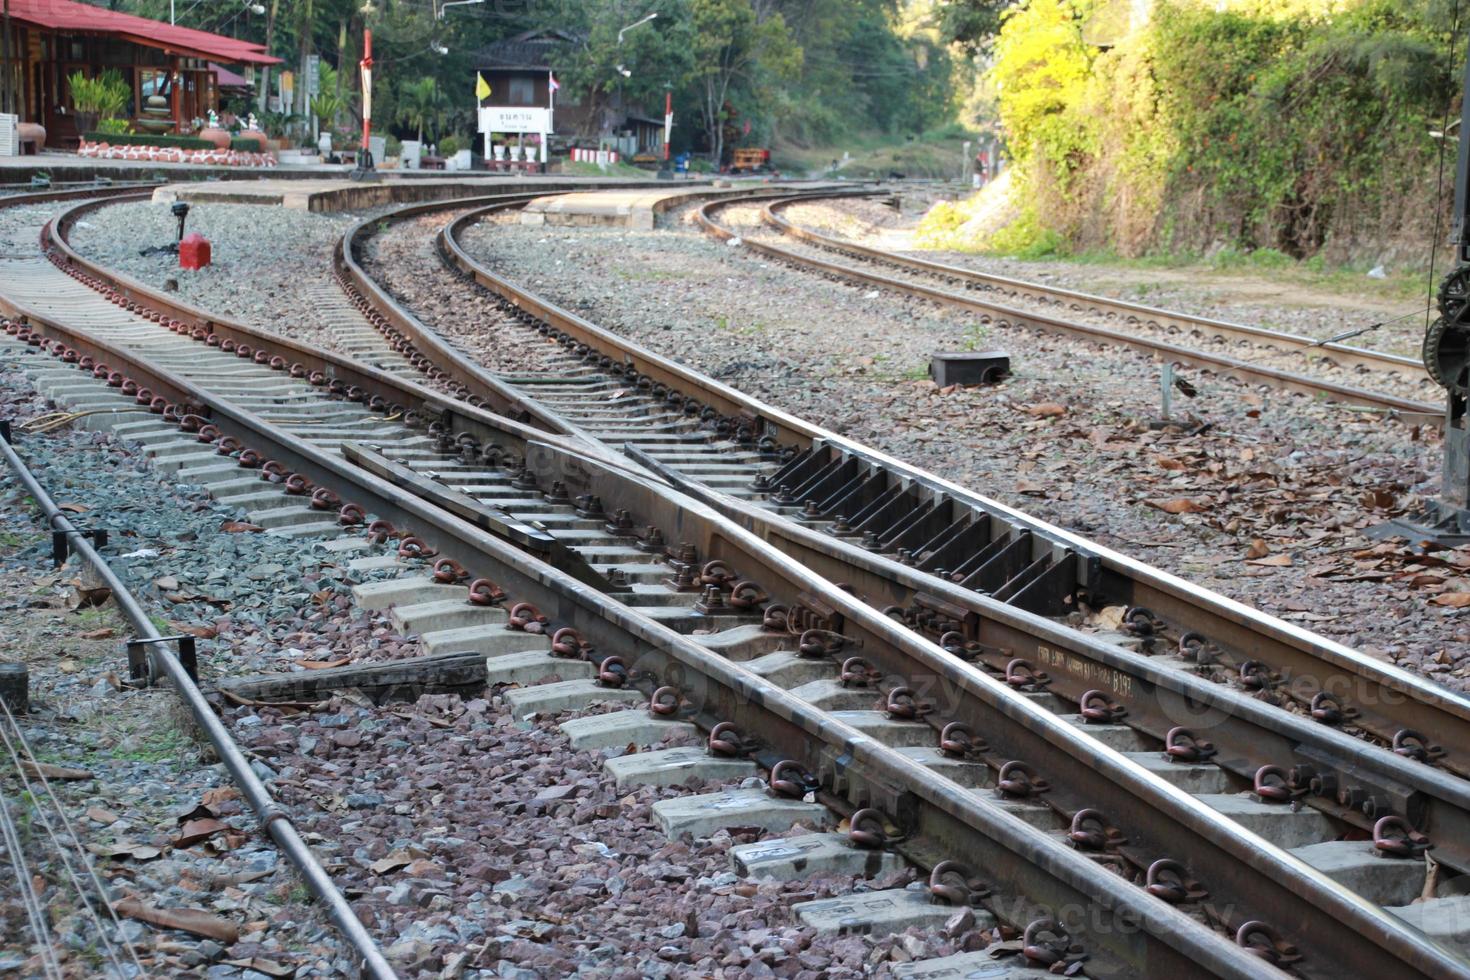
(987, 0, 1092, 165)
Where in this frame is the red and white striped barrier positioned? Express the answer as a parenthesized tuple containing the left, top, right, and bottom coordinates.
(570, 147, 620, 165)
(76, 140, 277, 168)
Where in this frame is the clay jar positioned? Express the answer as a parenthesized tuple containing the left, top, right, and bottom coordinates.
(199, 126, 231, 150)
(17, 122, 45, 150)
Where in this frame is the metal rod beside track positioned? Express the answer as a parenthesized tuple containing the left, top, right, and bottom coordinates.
(0, 429, 398, 980)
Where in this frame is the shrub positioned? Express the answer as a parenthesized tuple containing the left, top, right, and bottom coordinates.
(94, 118, 132, 136)
(439, 135, 461, 157)
(986, 206, 1066, 259)
(69, 69, 130, 131)
(83, 131, 213, 150)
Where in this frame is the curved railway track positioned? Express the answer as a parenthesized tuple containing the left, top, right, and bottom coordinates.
(8, 188, 1470, 976)
(692, 191, 1441, 421)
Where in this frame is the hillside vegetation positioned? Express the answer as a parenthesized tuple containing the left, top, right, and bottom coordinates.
(922, 0, 1462, 268)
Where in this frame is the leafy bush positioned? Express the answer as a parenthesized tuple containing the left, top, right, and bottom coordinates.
(974, 0, 1455, 262)
(986, 207, 1066, 259)
(439, 135, 461, 157)
(69, 70, 130, 131)
(915, 200, 969, 246)
(94, 118, 132, 136)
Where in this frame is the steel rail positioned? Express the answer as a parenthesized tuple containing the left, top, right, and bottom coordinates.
(339, 192, 1470, 962)
(0, 290, 1279, 980)
(19, 282, 1451, 976)
(636, 445, 1470, 871)
(42, 195, 646, 487)
(343, 196, 1470, 799)
(694, 193, 1440, 421)
(0, 182, 163, 212)
(28, 193, 1470, 980)
(764, 193, 1428, 381)
(431, 194, 1470, 781)
(0, 420, 398, 980)
(264, 196, 1470, 975)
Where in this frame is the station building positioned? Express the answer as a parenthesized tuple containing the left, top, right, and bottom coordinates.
(473, 28, 665, 163)
(1, 0, 278, 147)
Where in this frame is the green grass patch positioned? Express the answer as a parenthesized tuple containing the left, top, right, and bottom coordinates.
(560, 160, 650, 179)
(773, 125, 980, 180)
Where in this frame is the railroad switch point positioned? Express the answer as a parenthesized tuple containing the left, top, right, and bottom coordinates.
(930, 351, 1010, 387)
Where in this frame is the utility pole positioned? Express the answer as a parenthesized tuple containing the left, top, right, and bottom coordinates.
(657, 82, 672, 180)
(351, 26, 376, 179)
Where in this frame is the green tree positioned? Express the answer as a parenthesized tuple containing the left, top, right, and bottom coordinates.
(933, 0, 1010, 55)
(397, 76, 447, 143)
(543, 0, 694, 141)
(689, 0, 802, 164)
(987, 0, 1091, 168)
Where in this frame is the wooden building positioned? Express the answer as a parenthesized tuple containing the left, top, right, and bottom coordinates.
(473, 29, 664, 160)
(3, 0, 278, 146)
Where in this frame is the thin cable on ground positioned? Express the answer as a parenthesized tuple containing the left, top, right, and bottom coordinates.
(0, 770, 64, 980)
(0, 699, 144, 976)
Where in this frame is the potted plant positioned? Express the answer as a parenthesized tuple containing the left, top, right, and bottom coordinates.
(68, 69, 130, 137)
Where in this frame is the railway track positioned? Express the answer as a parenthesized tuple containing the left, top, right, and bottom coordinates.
(11, 188, 1469, 975)
(691, 191, 1441, 421)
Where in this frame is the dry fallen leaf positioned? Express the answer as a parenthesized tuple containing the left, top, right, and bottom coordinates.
(1432, 592, 1470, 608)
(88, 841, 162, 861)
(174, 817, 227, 848)
(114, 898, 239, 943)
(79, 627, 116, 640)
(294, 658, 350, 670)
(1247, 555, 1294, 567)
(1245, 539, 1270, 560)
(57, 502, 90, 514)
(1147, 498, 1211, 515)
(220, 520, 265, 534)
(85, 806, 120, 825)
(1154, 456, 1187, 472)
(1025, 402, 1067, 418)
(202, 787, 241, 808)
(66, 580, 112, 609)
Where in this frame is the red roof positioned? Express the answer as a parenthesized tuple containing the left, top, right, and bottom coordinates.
(10, 0, 281, 65)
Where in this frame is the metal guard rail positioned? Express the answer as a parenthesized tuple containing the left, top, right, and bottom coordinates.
(0, 426, 398, 980)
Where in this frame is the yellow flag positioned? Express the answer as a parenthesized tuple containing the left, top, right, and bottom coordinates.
(475, 72, 491, 101)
